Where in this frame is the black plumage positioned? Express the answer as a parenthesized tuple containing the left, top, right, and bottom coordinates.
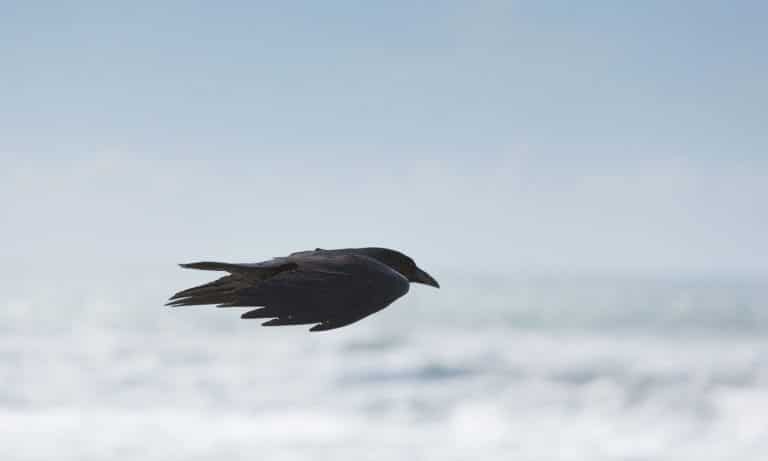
(167, 247, 439, 332)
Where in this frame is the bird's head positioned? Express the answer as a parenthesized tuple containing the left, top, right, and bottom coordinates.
(357, 247, 440, 288)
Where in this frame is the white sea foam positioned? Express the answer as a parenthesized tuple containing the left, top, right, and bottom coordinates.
(2, 277, 767, 460)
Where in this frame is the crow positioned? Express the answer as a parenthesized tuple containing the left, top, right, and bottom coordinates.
(166, 247, 439, 332)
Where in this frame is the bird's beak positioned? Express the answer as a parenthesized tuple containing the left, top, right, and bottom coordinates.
(412, 267, 440, 288)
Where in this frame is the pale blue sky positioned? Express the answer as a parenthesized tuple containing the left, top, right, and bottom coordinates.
(2, 1, 767, 285)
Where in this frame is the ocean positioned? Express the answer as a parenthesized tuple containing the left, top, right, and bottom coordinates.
(2, 273, 767, 460)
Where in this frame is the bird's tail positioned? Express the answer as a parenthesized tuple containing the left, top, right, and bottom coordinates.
(166, 273, 241, 306)
(179, 261, 243, 272)
(167, 260, 297, 307)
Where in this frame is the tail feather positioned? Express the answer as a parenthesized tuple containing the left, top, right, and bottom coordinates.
(166, 294, 233, 307)
(218, 300, 260, 308)
(179, 261, 298, 276)
(179, 262, 243, 272)
(169, 275, 237, 301)
(240, 307, 279, 319)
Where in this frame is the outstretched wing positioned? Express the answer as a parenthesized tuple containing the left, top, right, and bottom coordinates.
(167, 254, 409, 331)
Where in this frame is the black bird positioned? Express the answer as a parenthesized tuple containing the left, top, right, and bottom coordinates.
(167, 247, 439, 332)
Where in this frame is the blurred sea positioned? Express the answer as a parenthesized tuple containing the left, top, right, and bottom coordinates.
(2, 273, 768, 461)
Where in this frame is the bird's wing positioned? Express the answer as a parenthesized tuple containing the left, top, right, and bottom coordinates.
(168, 254, 409, 331)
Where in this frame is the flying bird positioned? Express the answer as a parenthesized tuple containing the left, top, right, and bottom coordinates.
(167, 247, 439, 331)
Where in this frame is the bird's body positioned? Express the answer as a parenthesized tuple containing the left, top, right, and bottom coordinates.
(167, 247, 439, 331)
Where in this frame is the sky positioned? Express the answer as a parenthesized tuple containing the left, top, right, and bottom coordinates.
(2, 1, 767, 294)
